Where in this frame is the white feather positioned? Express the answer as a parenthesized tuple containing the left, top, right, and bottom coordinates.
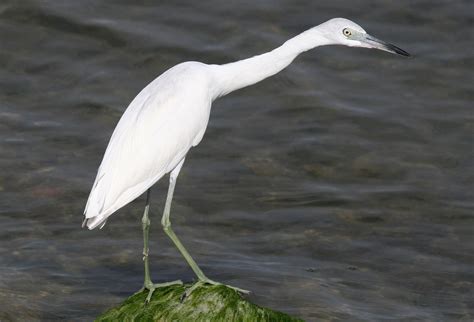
(83, 18, 408, 230)
(84, 62, 213, 229)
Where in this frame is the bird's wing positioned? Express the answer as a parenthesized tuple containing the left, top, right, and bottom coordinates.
(84, 63, 211, 229)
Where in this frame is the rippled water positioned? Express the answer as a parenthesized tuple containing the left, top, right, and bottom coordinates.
(0, 1, 473, 321)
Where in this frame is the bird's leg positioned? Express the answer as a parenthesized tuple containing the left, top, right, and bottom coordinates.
(139, 188, 182, 303)
(161, 159, 250, 299)
(142, 189, 152, 287)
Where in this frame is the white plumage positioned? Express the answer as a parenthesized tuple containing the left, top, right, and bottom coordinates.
(82, 18, 408, 299)
(84, 62, 213, 229)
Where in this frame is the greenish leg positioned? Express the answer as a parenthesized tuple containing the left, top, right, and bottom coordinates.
(161, 159, 250, 298)
(142, 189, 152, 287)
(139, 188, 182, 303)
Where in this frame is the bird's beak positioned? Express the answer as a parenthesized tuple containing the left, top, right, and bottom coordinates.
(361, 34, 410, 57)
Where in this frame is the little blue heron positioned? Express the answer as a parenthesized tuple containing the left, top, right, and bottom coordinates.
(83, 18, 409, 301)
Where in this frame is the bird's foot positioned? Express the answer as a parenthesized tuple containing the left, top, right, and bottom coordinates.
(181, 278, 250, 301)
(138, 279, 183, 303)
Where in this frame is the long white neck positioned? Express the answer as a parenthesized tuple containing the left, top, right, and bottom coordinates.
(209, 27, 331, 99)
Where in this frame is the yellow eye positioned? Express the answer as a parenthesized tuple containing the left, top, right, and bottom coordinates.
(343, 28, 352, 37)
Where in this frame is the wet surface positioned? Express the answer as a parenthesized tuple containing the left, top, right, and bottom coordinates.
(0, 1, 473, 320)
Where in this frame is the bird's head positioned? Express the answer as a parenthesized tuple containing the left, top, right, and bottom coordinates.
(316, 18, 410, 57)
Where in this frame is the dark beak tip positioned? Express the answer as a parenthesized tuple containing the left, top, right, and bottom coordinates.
(398, 50, 411, 58)
(396, 48, 411, 58)
(387, 44, 411, 58)
(368, 35, 411, 58)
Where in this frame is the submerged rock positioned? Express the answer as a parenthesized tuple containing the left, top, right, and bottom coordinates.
(96, 284, 302, 322)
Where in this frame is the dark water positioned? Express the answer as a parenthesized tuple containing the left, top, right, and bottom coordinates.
(0, 1, 473, 321)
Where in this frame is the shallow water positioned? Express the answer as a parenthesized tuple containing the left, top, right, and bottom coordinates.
(0, 1, 473, 321)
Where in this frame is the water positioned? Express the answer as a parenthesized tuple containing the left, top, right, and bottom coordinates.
(0, 1, 472, 320)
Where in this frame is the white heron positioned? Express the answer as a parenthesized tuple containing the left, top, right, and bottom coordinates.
(83, 18, 409, 301)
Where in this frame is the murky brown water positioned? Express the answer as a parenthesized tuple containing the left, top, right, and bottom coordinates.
(0, 1, 473, 321)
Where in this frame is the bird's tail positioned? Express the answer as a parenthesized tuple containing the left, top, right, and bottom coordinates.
(82, 216, 108, 230)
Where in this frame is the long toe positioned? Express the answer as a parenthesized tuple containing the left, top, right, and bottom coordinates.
(182, 281, 204, 301)
(181, 279, 250, 302)
(152, 279, 183, 288)
(226, 284, 250, 294)
(141, 279, 183, 303)
(201, 278, 250, 294)
(145, 288, 155, 303)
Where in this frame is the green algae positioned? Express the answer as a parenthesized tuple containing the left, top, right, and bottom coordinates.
(96, 284, 303, 322)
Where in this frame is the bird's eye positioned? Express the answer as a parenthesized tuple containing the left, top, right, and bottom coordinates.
(343, 28, 352, 37)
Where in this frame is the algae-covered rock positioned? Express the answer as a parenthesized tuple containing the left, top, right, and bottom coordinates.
(96, 284, 302, 322)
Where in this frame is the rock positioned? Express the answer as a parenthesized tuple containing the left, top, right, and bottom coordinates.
(96, 284, 302, 322)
